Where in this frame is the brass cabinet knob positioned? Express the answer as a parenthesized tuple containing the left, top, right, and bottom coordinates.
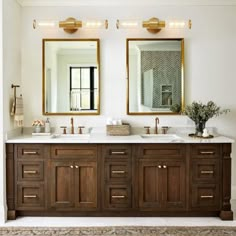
(70, 165, 74, 169)
(158, 165, 162, 169)
(163, 165, 167, 169)
(75, 165, 79, 168)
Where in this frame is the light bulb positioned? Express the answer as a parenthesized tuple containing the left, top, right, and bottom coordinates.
(82, 20, 108, 29)
(166, 19, 192, 29)
(33, 20, 58, 29)
(116, 20, 141, 29)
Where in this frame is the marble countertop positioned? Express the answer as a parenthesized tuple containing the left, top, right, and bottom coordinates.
(5, 130, 234, 144)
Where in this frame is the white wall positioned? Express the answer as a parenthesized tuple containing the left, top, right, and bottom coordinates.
(1, 2, 236, 221)
(1, 0, 21, 223)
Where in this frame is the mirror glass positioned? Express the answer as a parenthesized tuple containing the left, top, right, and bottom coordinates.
(127, 38, 184, 115)
(43, 39, 100, 115)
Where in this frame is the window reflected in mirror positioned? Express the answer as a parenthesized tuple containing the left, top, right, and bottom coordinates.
(127, 38, 184, 115)
(43, 39, 100, 115)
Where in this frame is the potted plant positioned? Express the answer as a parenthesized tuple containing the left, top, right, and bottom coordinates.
(183, 101, 230, 136)
(32, 119, 45, 133)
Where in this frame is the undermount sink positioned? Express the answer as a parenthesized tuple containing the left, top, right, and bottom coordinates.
(140, 134, 183, 142)
(51, 134, 90, 139)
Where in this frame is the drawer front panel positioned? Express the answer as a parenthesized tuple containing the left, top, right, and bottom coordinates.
(104, 185, 131, 209)
(16, 184, 45, 209)
(137, 144, 185, 159)
(192, 160, 220, 183)
(103, 145, 131, 160)
(191, 184, 220, 209)
(17, 161, 44, 181)
(105, 162, 130, 182)
(16, 144, 45, 159)
(191, 144, 220, 159)
(51, 145, 97, 159)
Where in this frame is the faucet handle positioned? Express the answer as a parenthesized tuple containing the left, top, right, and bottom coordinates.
(161, 126, 169, 134)
(78, 126, 85, 134)
(60, 126, 67, 134)
(144, 126, 150, 134)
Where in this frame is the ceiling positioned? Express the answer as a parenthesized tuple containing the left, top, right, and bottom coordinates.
(16, 0, 236, 7)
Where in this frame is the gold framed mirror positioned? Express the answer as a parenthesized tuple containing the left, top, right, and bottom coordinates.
(43, 38, 100, 115)
(127, 38, 184, 115)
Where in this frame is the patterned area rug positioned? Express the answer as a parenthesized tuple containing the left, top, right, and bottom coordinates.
(0, 226, 236, 236)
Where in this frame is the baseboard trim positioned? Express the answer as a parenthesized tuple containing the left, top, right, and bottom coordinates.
(232, 185, 236, 200)
(0, 204, 7, 223)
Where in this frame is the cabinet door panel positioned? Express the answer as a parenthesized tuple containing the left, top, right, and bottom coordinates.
(74, 161, 97, 209)
(50, 161, 74, 208)
(139, 161, 162, 209)
(163, 161, 186, 210)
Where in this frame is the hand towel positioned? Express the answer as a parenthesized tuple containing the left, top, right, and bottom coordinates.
(11, 96, 24, 127)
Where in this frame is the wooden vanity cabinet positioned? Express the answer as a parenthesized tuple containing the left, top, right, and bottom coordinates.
(6, 142, 233, 220)
(136, 144, 186, 211)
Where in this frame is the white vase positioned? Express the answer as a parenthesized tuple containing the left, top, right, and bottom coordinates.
(34, 126, 41, 133)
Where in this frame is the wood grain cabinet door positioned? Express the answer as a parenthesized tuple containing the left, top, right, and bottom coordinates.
(74, 161, 97, 210)
(50, 161, 74, 209)
(162, 161, 186, 210)
(138, 160, 162, 210)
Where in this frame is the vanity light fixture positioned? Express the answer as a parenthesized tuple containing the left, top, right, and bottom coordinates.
(33, 17, 108, 33)
(116, 17, 191, 33)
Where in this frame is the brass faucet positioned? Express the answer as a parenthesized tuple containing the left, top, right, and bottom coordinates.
(70, 117, 74, 134)
(154, 117, 159, 134)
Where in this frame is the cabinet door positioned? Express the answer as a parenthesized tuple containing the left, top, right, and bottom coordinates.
(50, 161, 74, 209)
(162, 161, 186, 210)
(138, 160, 162, 210)
(74, 161, 97, 210)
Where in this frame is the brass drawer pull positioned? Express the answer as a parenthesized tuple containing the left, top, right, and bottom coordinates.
(200, 151, 214, 154)
(158, 165, 162, 169)
(24, 195, 37, 198)
(200, 195, 214, 199)
(75, 165, 79, 169)
(112, 170, 125, 174)
(70, 165, 74, 169)
(163, 165, 167, 169)
(23, 151, 38, 155)
(111, 195, 125, 199)
(111, 151, 126, 155)
(23, 170, 37, 174)
(201, 170, 214, 174)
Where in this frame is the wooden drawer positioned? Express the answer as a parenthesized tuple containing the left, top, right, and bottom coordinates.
(191, 184, 220, 210)
(191, 144, 220, 159)
(102, 145, 131, 160)
(104, 185, 131, 209)
(16, 183, 45, 210)
(105, 161, 131, 182)
(17, 161, 44, 182)
(16, 144, 45, 159)
(192, 160, 220, 183)
(137, 144, 185, 159)
(51, 144, 97, 159)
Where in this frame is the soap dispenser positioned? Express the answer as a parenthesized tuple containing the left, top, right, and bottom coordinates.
(45, 118, 51, 133)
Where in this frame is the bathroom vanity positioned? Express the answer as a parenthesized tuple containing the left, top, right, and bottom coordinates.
(6, 133, 234, 220)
